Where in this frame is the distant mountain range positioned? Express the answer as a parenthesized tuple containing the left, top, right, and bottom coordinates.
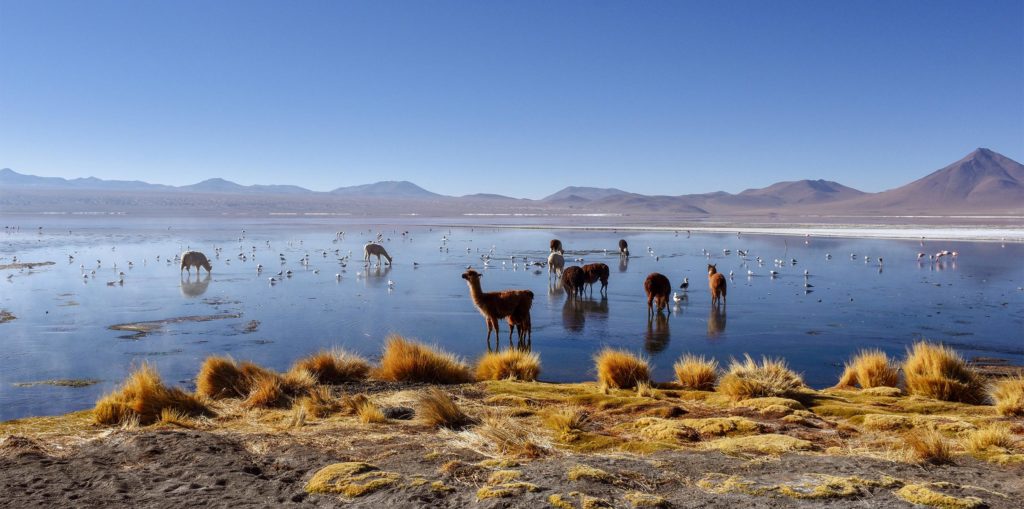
(1, 148, 1021, 216)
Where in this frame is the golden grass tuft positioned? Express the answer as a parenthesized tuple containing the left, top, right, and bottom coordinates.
(703, 433, 813, 455)
(305, 462, 400, 497)
(903, 341, 986, 404)
(195, 356, 250, 399)
(673, 354, 718, 391)
(94, 364, 207, 426)
(906, 429, 954, 465)
(243, 372, 288, 409)
(542, 406, 590, 435)
(196, 355, 313, 404)
(417, 388, 474, 429)
(990, 375, 1024, 416)
(894, 484, 983, 509)
(157, 408, 195, 428)
(594, 348, 649, 389)
(356, 398, 387, 424)
(475, 349, 541, 381)
(567, 464, 612, 482)
(290, 348, 371, 384)
(623, 491, 669, 508)
(963, 424, 1015, 454)
(717, 354, 804, 401)
(474, 412, 546, 458)
(375, 335, 473, 384)
(835, 349, 899, 389)
(300, 386, 344, 418)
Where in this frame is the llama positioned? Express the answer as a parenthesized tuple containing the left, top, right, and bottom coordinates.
(561, 265, 585, 299)
(364, 242, 392, 266)
(550, 239, 564, 254)
(180, 251, 212, 275)
(547, 252, 564, 278)
(708, 264, 727, 307)
(461, 269, 534, 350)
(618, 239, 629, 256)
(581, 262, 610, 296)
(644, 272, 671, 319)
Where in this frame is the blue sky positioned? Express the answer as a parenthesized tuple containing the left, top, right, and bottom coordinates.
(1, 0, 1021, 198)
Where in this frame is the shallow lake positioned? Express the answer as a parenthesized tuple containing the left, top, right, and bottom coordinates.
(1, 217, 1022, 420)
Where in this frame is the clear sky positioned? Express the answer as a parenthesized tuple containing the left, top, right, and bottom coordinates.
(1, 0, 1021, 198)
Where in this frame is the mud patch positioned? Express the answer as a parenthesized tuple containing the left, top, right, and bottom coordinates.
(12, 379, 101, 388)
(109, 313, 242, 340)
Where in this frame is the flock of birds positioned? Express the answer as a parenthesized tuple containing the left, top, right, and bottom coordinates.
(1, 227, 987, 306)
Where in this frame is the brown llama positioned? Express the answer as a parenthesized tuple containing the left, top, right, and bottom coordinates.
(581, 263, 610, 296)
(550, 239, 564, 254)
(644, 272, 671, 319)
(180, 251, 212, 275)
(618, 239, 629, 256)
(707, 264, 727, 307)
(561, 265, 585, 299)
(461, 269, 534, 350)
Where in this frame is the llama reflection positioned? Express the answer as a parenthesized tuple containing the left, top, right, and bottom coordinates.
(180, 273, 211, 298)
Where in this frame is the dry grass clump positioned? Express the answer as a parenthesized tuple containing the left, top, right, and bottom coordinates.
(243, 372, 288, 409)
(894, 484, 983, 509)
(903, 341, 986, 404)
(195, 356, 252, 399)
(375, 335, 473, 384)
(197, 355, 321, 409)
(990, 375, 1024, 416)
(356, 399, 387, 424)
(542, 405, 590, 435)
(717, 354, 804, 401)
(305, 462, 400, 497)
(594, 348, 649, 389)
(473, 412, 546, 458)
(417, 388, 474, 429)
(475, 350, 540, 381)
(963, 424, 1015, 454)
(94, 364, 207, 426)
(906, 429, 954, 465)
(674, 354, 718, 391)
(290, 349, 371, 384)
(835, 349, 899, 389)
(301, 386, 344, 418)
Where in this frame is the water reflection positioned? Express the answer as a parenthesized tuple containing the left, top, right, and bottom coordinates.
(707, 304, 727, 338)
(561, 297, 609, 333)
(618, 255, 629, 273)
(644, 312, 670, 353)
(180, 273, 211, 298)
(363, 265, 392, 287)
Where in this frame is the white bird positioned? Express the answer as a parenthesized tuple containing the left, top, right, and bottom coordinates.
(672, 292, 683, 303)
(387, 279, 395, 288)
(804, 269, 809, 276)
(769, 270, 778, 277)
(747, 270, 754, 276)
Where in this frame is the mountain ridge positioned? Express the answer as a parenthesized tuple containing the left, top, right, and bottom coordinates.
(2, 148, 1021, 214)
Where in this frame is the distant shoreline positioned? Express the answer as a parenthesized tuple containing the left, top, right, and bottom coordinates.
(2, 213, 1022, 242)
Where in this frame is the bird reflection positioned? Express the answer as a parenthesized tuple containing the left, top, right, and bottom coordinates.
(180, 273, 211, 298)
(618, 255, 629, 273)
(644, 312, 670, 353)
(707, 304, 727, 338)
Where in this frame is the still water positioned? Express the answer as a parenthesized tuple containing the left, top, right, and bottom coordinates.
(1, 217, 1022, 420)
